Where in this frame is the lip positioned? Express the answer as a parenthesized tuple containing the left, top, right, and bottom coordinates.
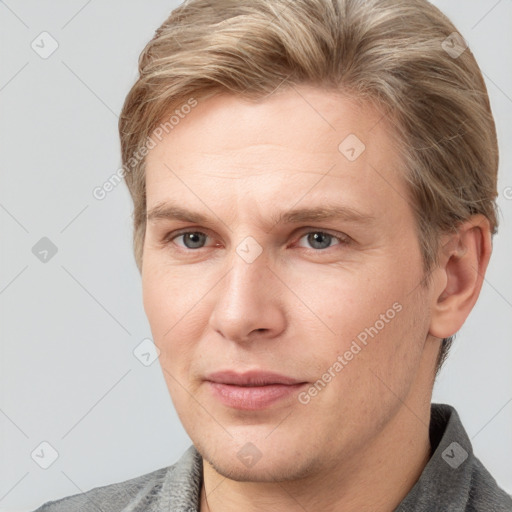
(205, 371, 307, 410)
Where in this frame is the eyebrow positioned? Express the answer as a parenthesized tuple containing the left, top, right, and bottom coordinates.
(146, 202, 376, 228)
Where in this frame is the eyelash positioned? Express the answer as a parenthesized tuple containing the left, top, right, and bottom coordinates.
(162, 228, 351, 252)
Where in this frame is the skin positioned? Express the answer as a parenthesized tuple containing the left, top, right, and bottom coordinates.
(142, 85, 492, 512)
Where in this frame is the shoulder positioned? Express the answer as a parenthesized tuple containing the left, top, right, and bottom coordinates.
(433, 403, 512, 511)
(467, 455, 512, 512)
(396, 403, 512, 511)
(437, 404, 512, 511)
(32, 465, 172, 511)
(32, 445, 203, 512)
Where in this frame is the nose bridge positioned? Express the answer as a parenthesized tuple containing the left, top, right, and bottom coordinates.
(208, 237, 284, 341)
(221, 238, 269, 311)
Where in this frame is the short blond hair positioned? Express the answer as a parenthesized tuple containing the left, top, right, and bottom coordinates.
(119, 0, 499, 373)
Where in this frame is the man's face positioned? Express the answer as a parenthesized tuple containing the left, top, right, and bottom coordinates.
(142, 86, 436, 481)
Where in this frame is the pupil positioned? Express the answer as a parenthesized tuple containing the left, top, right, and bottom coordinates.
(184, 232, 205, 249)
(309, 232, 331, 249)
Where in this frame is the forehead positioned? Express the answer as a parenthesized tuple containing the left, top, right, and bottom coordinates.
(144, 86, 411, 223)
(148, 86, 393, 159)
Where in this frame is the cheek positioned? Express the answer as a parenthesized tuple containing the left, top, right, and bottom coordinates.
(142, 257, 205, 333)
(283, 260, 400, 342)
(290, 257, 427, 384)
(300, 292, 429, 435)
(142, 263, 204, 371)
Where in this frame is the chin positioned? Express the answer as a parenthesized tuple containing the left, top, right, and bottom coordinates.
(196, 438, 320, 483)
(208, 457, 314, 483)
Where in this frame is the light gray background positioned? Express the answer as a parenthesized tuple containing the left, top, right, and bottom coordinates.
(0, 1, 511, 511)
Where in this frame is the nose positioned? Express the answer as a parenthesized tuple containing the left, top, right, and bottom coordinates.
(208, 245, 287, 344)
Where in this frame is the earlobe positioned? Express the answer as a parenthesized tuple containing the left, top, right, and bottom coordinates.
(429, 215, 492, 339)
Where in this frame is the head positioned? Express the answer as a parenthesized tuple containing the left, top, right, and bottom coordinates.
(119, 0, 498, 483)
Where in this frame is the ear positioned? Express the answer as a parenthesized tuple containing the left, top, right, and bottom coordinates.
(429, 214, 493, 339)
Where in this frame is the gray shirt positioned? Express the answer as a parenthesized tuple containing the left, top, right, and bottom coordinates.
(33, 403, 512, 511)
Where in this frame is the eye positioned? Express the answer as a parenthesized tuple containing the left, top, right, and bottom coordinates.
(296, 231, 349, 250)
(171, 231, 211, 249)
(163, 229, 350, 252)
